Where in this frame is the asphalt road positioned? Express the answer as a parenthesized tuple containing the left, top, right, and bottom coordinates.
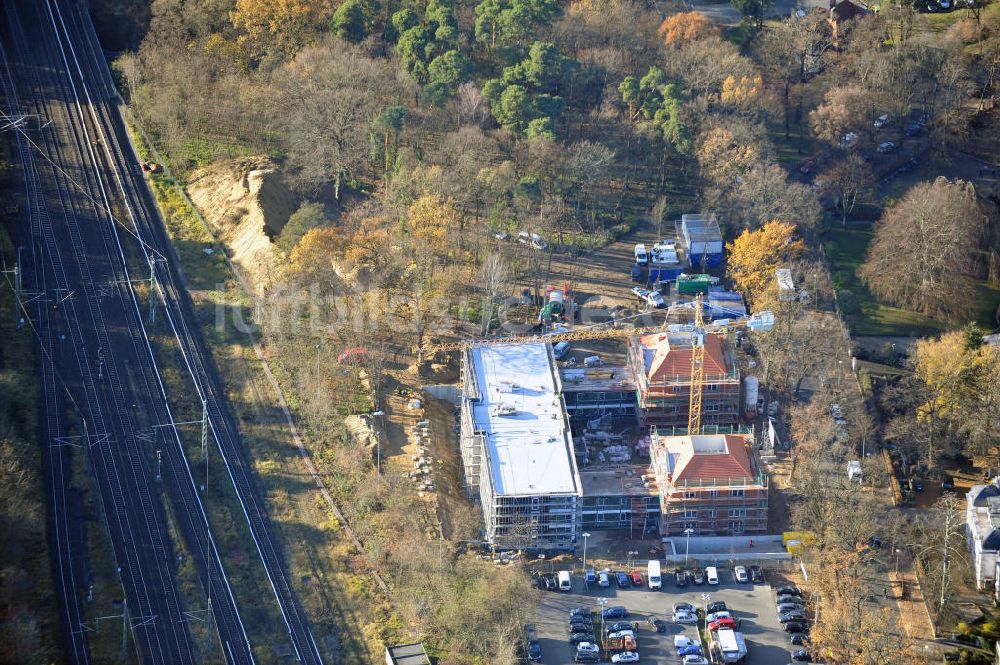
(2, 1, 324, 663)
(532, 569, 797, 664)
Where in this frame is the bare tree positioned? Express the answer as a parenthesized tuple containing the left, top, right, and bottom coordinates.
(859, 178, 986, 319)
(478, 254, 512, 334)
(816, 153, 873, 227)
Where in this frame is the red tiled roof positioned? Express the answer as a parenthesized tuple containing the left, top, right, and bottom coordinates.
(668, 434, 755, 484)
(639, 332, 731, 383)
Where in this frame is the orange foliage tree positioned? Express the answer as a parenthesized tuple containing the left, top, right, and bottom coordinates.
(657, 12, 720, 48)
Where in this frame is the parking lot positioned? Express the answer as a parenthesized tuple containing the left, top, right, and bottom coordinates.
(531, 567, 799, 664)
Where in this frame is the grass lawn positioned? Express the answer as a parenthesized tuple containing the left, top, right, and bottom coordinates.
(823, 227, 1000, 336)
(824, 227, 947, 336)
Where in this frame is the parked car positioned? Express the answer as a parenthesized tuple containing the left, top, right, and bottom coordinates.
(792, 650, 813, 662)
(493, 229, 510, 241)
(632, 286, 666, 308)
(540, 574, 556, 591)
(615, 571, 630, 588)
(675, 570, 688, 587)
(629, 571, 644, 587)
(799, 158, 816, 174)
(675, 635, 697, 649)
(706, 566, 719, 585)
(674, 602, 696, 614)
(777, 595, 805, 606)
(612, 652, 640, 664)
(784, 622, 807, 633)
(602, 606, 629, 619)
(570, 632, 596, 644)
(570, 623, 593, 635)
(554, 341, 572, 360)
(779, 610, 807, 623)
(874, 114, 891, 128)
(790, 632, 808, 646)
(678, 644, 703, 657)
(905, 122, 923, 137)
(749, 565, 765, 583)
(634, 244, 649, 266)
(706, 611, 732, 622)
(683, 656, 710, 665)
(706, 601, 727, 614)
(775, 586, 802, 596)
(607, 622, 634, 633)
(878, 141, 896, 154)
(674, 611, 698, 624)
(607, 630, 635, 640)
(570, 607, 589, 618)
(575, 653, 599, 663)
(734, 565, 749, 583)
(942, 475, 955, 492)
(841, 132, 859, 148)
(913, 478, 925, 492)
(576, 641, 600, 654)
(598, 571, 611, 587)
(647, 616, 667, 633)
(708, 617, 737, 631)
(691, 569, 706, 585)
(778, 602, 804, 614)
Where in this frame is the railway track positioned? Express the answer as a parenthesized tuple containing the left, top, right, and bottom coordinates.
(2, 1, 326, 663)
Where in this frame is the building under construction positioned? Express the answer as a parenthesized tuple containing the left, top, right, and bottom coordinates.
(649, 429, 768, 536)
(628, 331, 741, 428)
(459, 342, 582, 551)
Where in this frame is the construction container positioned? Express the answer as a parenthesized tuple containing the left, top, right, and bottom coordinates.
(677, 273, 714, 294)
(680, 214, 723, 268)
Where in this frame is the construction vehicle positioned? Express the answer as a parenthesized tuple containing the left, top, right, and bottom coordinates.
(538, 283, 571, 324)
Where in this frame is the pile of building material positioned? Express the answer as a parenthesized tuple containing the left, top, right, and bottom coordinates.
(405, 419, 436, 494)
(598, 444, 632, 464)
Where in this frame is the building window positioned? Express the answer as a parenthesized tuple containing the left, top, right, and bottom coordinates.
(729, 521, 744, 532)
(705, 384, 719, 392)
(731, 489, 745, 497)
(708, 509, 716, 518)
(685, 491, 697, 499)
(709, 489, 718, 497)
(730, 508, 747, 518)
(685, 510, 697, 519)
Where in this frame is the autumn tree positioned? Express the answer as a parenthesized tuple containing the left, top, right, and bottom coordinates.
(859, 177, 986, 319)
(732, 164, 821, 230)
(727, 221, 806, 306)
(816, 153, 874, 227)
(230, 0, 333, 61)
(407, 193, 459, 259)
(657, 12, 720, 48)
(277, 202, 329, 254)
(912, 330, 1000, 462)
(809, 86, 867, 146)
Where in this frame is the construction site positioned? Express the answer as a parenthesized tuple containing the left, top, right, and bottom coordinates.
(439, 242, 778, 551)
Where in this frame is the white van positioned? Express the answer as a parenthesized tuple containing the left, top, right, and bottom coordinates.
(558, 570, 572, 591)
(634, 243, 649, 266)
(583, 355, 602, 367)
(706, 566, 719, 585)
(647, 560, 662, 590)
(553, 341, 571, 360)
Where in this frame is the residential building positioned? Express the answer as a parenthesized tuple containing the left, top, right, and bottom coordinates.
(966, 480, 1000, 590)
(650, 431, 768, 536)
(459, 343, 582, 551)
(385, 643, 431, 665)
(628, 332, 741, 428)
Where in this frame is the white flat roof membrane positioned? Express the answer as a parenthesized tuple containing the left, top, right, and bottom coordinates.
(470, 344, 578, 496)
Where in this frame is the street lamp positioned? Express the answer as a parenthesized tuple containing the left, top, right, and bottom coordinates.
(598, 597, 608, 640)
(582, 532, 591, 573)
(894, 548, 902, 576)
(684, 528, 695, 567)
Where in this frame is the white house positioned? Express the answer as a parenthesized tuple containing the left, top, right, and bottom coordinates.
(965, 480, 1000, 591)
